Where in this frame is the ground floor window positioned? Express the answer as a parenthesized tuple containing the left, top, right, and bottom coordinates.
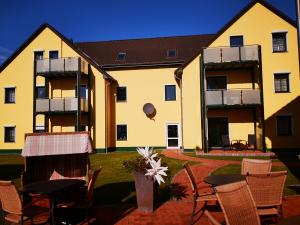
(277, 115, 292, 136)
(117, 125, 127, 141)
(166, 124, 180, 148)
(4, 126, 15, 142)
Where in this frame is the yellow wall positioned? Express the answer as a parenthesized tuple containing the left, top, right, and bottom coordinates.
(207, 2, 300, 149)
(0, 27, 106, 150)
(108, 67, 181, 148)
(181, 57, 202, 149)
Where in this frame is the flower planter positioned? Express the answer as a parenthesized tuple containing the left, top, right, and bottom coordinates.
(134, 171, 154, 212)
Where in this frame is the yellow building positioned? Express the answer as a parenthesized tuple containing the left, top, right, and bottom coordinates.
(0, 0, 299, 153)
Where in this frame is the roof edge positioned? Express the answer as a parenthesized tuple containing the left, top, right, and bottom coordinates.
(175, 0, 297, 74)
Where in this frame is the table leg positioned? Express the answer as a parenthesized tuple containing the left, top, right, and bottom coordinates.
(50, 197, 56, 225)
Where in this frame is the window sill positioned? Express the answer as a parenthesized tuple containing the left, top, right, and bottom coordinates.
(117, 139, 127, 141)
(272, 51, 288, 53)
(4, 102, 16, 104)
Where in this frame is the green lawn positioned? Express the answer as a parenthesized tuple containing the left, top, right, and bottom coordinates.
(0, 152, 188, 205)
(212, 164, 300, 195)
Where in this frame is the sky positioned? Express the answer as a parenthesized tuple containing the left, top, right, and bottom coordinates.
(0, 0, 296, 65)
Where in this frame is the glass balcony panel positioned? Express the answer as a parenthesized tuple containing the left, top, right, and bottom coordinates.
(50, 99, 64, 111)
(242, 90, 261, 104)
(240, 46, 259, 61)
(50, 58, 64, 72)
(224, 90, 241, 105)
(203, 48, 221, 64)
(65, 98, 78, 111)
(222, 47, 239, 62)
(206, 90, 223, 105)
(65, 58, 78, 71)
(36, 99, 49, 112)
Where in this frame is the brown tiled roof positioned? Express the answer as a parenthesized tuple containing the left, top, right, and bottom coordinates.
(75, 34, 215, 69)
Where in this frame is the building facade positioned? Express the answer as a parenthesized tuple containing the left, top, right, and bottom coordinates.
(0, 0, 299, 153)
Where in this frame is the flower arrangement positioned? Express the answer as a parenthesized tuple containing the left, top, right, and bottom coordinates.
(123, 146, 168, 185)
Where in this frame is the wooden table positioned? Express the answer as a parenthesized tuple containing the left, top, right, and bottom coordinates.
(277, 215, 300, 225)
(204, 174, 246, 187)
(231, 140, 247, 150)
(22, 179, 85, 225)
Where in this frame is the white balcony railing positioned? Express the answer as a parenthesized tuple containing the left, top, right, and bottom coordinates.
(206, 89, 261, 106)
(36, 98, 88, 113)
(36, 57, 88, 74)
(203, 45, 259, 64)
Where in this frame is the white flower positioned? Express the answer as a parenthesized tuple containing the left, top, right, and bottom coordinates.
(137, 146, 158, 164)
(145, 158, 168, 185)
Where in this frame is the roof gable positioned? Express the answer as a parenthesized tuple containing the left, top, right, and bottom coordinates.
(175, 0, 297, 74)
(0, 23, 113, 80)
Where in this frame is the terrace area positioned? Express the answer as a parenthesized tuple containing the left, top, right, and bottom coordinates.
(0, 148, 299, 225)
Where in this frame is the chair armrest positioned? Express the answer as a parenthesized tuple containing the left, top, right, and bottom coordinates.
(204, 210, 222, 225)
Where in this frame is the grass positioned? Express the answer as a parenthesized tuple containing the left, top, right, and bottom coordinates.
(0, 152, 187, 205)
(212, 164, 300, 195)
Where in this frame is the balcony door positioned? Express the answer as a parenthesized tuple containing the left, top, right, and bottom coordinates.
(206, 76, 227, 90)
(208, 117, 229, 148)
(166, 123, 180, 149)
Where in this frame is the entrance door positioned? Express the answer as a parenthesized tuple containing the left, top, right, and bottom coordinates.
(208, 118, 229, 148)
(166, 124, 180, 149)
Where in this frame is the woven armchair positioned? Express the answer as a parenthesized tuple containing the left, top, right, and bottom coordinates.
(183, 163, 217, 225)
(246, 171, 287, 219)
(57, 168, 101, 225)
(0, 180, 49, 225)
(205, 181, 261, 225)
(241, 158, 272, 175)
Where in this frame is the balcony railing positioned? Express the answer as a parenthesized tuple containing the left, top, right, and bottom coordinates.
(206, 89, 261, 106)
(203, 45, 259, 64)
(36, 98, 88, 113)
(36, 57, 88, 74)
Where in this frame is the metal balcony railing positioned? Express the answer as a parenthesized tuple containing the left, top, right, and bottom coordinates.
(203, 45, 259, 64)
(36, 57, 88, 74)
(36, 98, 88, 113)
(206, 89, 261, 106)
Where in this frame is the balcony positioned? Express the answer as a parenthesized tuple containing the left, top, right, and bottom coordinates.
(206, 89, 261, 107)
(36, 57, 88, 75)
(203, 45, 259, 65)
(36, 98, 88, 113)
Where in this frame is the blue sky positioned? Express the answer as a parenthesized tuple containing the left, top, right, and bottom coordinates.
(0, 0, 296, 65)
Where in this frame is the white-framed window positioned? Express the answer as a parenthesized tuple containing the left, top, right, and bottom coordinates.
(274, 73, 290, 93)
(4, 126, 15, 143)
(49, 50, 59, 59)
(276, 115, 293, 136)
(117, 124, 127, 141)
(166, 123, 180, 149)
(230, 35, 244, 47)
(165, 85, 176, 101)
(4, 87, 16, 103)
(116, 86, 127, 102)
(272, 32, 287, 52)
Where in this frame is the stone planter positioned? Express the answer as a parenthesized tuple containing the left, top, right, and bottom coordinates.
(134, 171, 154, 212)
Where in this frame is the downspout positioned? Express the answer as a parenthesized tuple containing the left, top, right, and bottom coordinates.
(105, 80, 110, 154)
(175, 68, 184, 152)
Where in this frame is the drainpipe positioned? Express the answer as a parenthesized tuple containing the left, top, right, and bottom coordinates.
(296, 0, 300, 68)
(175, 68, 184, 152)
(105, 81, 110, 154)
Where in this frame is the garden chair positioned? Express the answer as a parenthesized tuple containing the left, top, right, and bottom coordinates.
(57, 168, 101, 225)
(204, 181, 261, 225)
(183, 163, 217, 225)
(246, 171, 287, 220)
(0, 180, 49, 225)
(221, 135, 232, 149)
(241, 158, 272, 175)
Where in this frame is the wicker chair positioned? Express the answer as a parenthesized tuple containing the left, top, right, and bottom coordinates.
(246, 171, 287, 219)
(205, 181, 261, 225)
(183, 163, 217, 225)
(57, 168, 101, 225)
(0, 180, 49, 225)
(241, 158, 272, 175)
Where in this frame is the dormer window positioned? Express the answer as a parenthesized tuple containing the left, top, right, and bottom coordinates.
(116, 52, 126, 60)
(167, 49, 177, 57)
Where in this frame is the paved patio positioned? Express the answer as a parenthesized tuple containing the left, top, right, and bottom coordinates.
(27, 150, 300, 224)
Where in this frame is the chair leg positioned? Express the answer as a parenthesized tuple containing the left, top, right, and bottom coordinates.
(189, 196, 197, 225)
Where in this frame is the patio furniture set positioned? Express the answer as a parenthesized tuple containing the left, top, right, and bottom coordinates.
(184, 158, 290, 225)
(0, 132, 101, 225)
(222, 134, 256, 150)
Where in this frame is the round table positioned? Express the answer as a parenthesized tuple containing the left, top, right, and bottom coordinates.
(22, 179, 85, 225)
(277, 215, 300, 225)
(204, 174, 246, 187)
